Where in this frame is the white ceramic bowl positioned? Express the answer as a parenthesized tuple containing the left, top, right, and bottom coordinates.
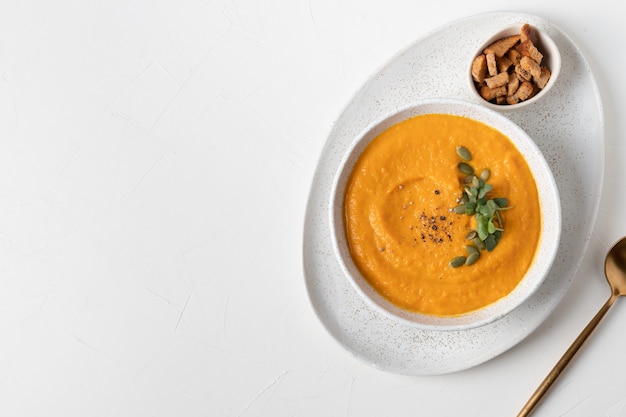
(468, 24, 561, 112)
(329, 98, 561, 331)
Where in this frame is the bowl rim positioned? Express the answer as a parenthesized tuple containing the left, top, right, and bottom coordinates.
(467, 23, 562, 112)
(328, 97, 562, 331)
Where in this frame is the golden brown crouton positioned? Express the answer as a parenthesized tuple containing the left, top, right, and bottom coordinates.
(507, 73, 520, 96)
(516, 81, 535, 101)
(515, 64, 532, 82)
(534, 67, 552, 89)
(471, 54, 487, 83)
(506, 48, 522, 66)
(506, 94, 520, 105)
(520, 55, 542, 78)
(480, 85, 507, 101)
(486, 52, 498, 76)
(497, 55, 513, 73)
(484, 35, 521, 57)
(484, 72, 509, 89)
(520, 23, 537, 44)
(517, 40, 543, 64)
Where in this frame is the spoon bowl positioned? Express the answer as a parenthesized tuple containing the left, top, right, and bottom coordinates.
(518, 236, 626, 416)
(604, 237, 626, 296)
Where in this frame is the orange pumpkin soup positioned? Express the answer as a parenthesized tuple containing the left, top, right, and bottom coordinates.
(343, 113, 541, 316)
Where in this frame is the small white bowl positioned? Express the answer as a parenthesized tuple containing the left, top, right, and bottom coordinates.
(468, 24, 561, 112)
(329, 98, 561, 331)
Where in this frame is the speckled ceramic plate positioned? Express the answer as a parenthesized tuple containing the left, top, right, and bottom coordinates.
(303, 12, 604, 376)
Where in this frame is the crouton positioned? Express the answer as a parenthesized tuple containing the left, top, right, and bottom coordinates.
(484, 72, 509, 89)
(507, 73, 520, 96)
(497, 55, 513, 73)
(515, 64, 532, 82)
(520, 55, 541, 78)
(480, 85, 507, 101)
(515, 81, 535, 101)
(507, 48, 522, 66)
(506, 94, 520, 105)
(484, 35, 521, 57)
(486, 52, 498, 76)
(517, 39, 543, 64)
(471, 54, 487, 83)
(534, 67, 551, 89)
(506, 81, 534, 104)
(520, 23, 537, 44)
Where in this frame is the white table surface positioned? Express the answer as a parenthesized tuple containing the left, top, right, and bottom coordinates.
(1, 2, 624, 416)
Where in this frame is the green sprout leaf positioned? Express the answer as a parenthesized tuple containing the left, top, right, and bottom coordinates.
(449, 147, 514, 267)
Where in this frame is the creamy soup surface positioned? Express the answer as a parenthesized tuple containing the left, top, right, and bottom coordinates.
(343, 113, 541, 316)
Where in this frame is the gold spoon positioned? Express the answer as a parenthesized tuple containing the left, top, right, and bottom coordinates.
(517, 236, 626, 416)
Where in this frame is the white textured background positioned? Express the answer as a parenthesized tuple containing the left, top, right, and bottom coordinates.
(0, 1, 624, 416)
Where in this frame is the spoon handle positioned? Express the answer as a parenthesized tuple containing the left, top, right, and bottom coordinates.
(517, 294, 617, 417)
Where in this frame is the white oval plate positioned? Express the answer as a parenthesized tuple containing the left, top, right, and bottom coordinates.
(303, 12, 605, 376)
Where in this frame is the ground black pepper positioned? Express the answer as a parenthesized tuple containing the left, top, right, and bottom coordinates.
(413, 210, 454, 244)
